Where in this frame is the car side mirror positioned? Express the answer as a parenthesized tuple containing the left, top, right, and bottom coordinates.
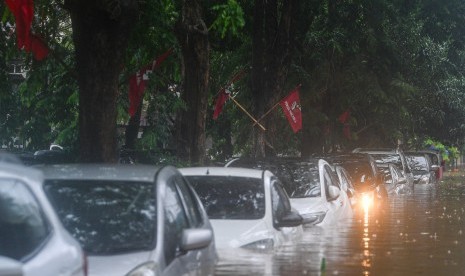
(0, 256, 23, 276)
(327, 185, 341, 201)
(181, 228, 213, 251)
(276, 210, 303, 228)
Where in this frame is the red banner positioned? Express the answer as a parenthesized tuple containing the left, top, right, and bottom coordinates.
(128, 49, 173, 116)
(212, 70, 246, 120)
(280, 85, 302, 133)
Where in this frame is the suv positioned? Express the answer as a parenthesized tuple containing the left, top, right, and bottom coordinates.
(352, 148, 414, 192)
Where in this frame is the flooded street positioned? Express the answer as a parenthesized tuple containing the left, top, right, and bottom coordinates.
(214, 173, 465, 275)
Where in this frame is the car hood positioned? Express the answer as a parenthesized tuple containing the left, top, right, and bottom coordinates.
(210, 219, 274, 248)
(290, 197, 327, 215)
(88, 251, 152, 276)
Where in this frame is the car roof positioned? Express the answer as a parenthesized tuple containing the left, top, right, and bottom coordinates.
(38, 164, 164, 182)
(225, 156, 320, 168)
(353, 148, 400, 154)
(0, 162, 43, 184)
(180, 166, 267, 179)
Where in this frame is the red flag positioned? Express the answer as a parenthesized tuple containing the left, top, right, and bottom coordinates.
(212, 70, 246, 120)
(338, 110, 350, 123)
(128, 49, 173, 116)
(6, 0, 34, 50)
(128, 66, 150, 117)
(212, 88, 230, 120)
(30, 34, 49, 60)
(280, 85, 302, 133)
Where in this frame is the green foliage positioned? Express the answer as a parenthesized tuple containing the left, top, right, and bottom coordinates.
(210, 0, 245, 39)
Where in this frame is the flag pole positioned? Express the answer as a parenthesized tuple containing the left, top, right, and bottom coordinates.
(229, 95, 266, 131)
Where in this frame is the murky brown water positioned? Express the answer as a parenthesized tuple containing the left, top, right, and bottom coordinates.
(214, 175, 465, 275)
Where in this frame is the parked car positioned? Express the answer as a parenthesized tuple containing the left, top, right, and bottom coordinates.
(334, 165, 358, 207)
(317, 153, 388, 204)
(377, 162, 410, 194)
(405, 152, 435, 185)
(0, 162, 87, 276)
(225, 157, 353, 226)
(406, 150, 441, 182)
(180, 167, 303, 250)
(352, 148, 414, 192)
(40, 164, 217, 276)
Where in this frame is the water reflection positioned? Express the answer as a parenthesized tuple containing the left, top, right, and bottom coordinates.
(214, 179, 465, 275)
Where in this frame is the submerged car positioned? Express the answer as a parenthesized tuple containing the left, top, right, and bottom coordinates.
(225, 157, 353, 226)
(180, 167, 303, 250)
(405, 152, 435, 185)
(0, 162, 87, 276)
(377, 162, 410, 194)
(41, 164, 217, 276)
(317, 153, 388, 203)
(352, 148, 414, 193)
(334, 165, 358, 207)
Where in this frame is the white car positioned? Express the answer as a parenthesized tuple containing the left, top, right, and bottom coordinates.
(180, 167, 304, 250)
(225, 157, 353, 226)
(334, 165, 358, 207)
(377, 162, 410, 194)
(40, 164, 218, 276)
(0, 162, 87, 276)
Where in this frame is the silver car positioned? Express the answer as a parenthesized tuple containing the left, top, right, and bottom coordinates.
(0, 162, 87, 276)
(40, 164, 218, 276)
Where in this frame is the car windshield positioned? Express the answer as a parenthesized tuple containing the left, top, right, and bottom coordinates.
(185, 175, 265, 219)
(406, 156, 429, 171)
(371, 154, 403, 170)
(340, 162, 375, 187)
(279, 162, 320, 198)
(44, 180, 156, 255)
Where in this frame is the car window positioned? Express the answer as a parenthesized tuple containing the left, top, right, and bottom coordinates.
(271, 179, 292, 228)
(44, 179, 156, 255)
(340, 162, 374, 187)
(325, 165, 340, 188)
(406, 156, 429, 171)
(0, 178, 50, 261)
(186, 175, 266, 220)
(282, 162, 321, 198)
(164, 179, 189, 265)
(174, 175, 203, 227)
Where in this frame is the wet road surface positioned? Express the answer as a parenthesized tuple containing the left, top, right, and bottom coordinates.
(214, 174, 465, 275)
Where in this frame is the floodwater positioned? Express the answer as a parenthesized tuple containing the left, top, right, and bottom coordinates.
(214, 174, 465, 275)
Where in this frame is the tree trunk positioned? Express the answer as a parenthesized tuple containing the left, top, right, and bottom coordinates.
(251, 0, 299, 157)
(175, 0, 209, 165)
(65, 0, 138, 163)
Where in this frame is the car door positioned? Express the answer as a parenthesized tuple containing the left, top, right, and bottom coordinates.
(163, 173, 217, 276)
(322, 164, 351, 223)
(270, 178, 302, 244)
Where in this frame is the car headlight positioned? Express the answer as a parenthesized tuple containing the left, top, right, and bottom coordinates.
(241, 238, 274, 250)
(126, 261, 157, 276)
(300, 211, 326, 225)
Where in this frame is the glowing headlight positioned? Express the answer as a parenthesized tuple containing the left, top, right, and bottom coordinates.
(126, 261, 157, 276)
(300, 211, 326, 225)
(242, 238, 274, 250)
(361, 192, 374, 210)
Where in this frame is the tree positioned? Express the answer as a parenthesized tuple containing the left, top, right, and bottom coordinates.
(174, 0, 210, 165)
(63, 0, 139, 162)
